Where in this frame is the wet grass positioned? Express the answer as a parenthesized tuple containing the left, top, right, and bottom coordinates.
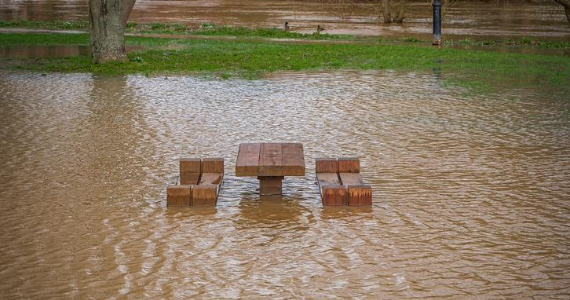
(3, 19, 569, 48)
(0, 32, 90, 45)
(444, 37, 570, 49)
(0, 20, 352, 40)
(5, 19, 570, 50)
(0, 20, 89, 30)
(193, 23, 352, 40)
(1, 32, 569, 92)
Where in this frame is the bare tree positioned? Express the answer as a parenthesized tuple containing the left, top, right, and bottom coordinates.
(88, 0, 137, 63)
(553, 0, 570, 23)
(321, 0, 457, 25)
(379, 0, 454, 24)
(392, 0, 408, 23)
(382, 0, 392, 23)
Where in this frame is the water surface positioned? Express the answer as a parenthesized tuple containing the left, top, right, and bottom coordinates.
(0, 70, 569, 299)
(0, 45, 143, 58)
(1, 0, 569, 39)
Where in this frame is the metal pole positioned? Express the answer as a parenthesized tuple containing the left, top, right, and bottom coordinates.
(432, 0, 442, 45)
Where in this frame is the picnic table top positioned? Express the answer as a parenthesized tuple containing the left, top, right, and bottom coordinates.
(235, 143, 305, 177)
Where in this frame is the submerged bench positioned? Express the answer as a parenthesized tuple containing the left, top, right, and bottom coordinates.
(316, 158, 372, 206)
(167, 158, 224, 207)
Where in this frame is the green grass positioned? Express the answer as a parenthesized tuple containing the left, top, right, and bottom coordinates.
(194, 23, 353, 40)
(402, 36, 420, 43)
(1, 32, 569, 92)
(3, 19, 568, 48)
(0, 20, 190, 34)
(444, 38, 570, 49)
(0, 32, 90, 45)
(0, 20, 89, 30)
(0, 20, 353, 40)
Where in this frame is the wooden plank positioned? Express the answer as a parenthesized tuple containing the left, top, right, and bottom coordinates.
(258, 176, 283, 196)
(235, 143, 261, 177)
(259, 143, 283, 176)
(339, 173, 364, 186)
(167, 185, 192, 207)
(180, 158, 201, 185)
(321, 185, 347, 206)
(338, 157, 360, 173)
(316, 158, 338, 173)
(199, 173, 223, 185)
(282, 143, 305, 176)
(316, 173, 345, 206)
(347, 185, 372, 206)
(192, 184, 218, 206)
(202, 158, 224, 173)
(317, 173, 341, 186)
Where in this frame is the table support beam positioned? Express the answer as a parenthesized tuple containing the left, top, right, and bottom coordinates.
(258, 176, 283, 196)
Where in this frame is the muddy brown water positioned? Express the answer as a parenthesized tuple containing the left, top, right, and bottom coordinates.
(0, 45, 144, 58)
(0, 70, 569, 298)
(1, 0, 569, 40)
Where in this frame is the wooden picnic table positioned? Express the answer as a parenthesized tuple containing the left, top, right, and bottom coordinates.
(235, 143, 305, 195)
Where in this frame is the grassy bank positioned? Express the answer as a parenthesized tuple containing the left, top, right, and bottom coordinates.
(0, 20, 352, 40)
(443, 37, 570, 49)
(3, 20, 570, 49)
(0, 20, 89, 30)
(1, 32, 569, 92)
(193, 23, 352, 40)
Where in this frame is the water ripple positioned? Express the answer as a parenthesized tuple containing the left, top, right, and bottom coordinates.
(0, 70, 569, 299)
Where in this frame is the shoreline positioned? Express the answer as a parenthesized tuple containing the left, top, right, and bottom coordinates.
(1, 29, 569, 93)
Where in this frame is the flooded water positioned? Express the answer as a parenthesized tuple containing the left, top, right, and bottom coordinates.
(1, 0, 569, 40)
(0, 45, 143, 59)
(0, 70, 569, 298)
(0, 45, 90, 58)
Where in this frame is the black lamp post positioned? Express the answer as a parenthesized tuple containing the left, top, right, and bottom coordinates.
(432, 0, 442, 45)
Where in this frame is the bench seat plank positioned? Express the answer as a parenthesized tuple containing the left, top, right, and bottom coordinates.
(317, 173, 346, 206)
(317, 173, 341, 186)
(199, 173, 223, 185)
(339, 173, 364, 186)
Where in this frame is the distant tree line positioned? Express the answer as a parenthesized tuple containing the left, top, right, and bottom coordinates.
(320, 0, 570, 24)
(553, 0, 570, 23)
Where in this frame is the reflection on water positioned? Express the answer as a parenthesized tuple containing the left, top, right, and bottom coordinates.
(0, 45, 90, 58)
(0, 45, 143, 58)
(1, 0, 569, 39)
(0, 70, 569, 298)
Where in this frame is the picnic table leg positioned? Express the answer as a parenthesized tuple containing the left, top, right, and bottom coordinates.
(258, 176, 283, 196)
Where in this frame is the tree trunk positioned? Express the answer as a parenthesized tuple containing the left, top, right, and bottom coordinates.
(89, 0, 136, 63)
(382, 0, 392, 23)
(553, 0, 570, 23)
(392, 0, 408, 23)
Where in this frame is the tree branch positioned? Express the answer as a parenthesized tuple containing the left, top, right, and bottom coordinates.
(553, 0, 570, 6)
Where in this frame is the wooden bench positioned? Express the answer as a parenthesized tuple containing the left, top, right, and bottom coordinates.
(167, 158, 224, 207)
(316, 158, 372, 206)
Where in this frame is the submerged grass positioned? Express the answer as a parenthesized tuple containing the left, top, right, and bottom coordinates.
(1, 32, 569, 92)
(0, 20, 89, 30)
(0, 32, 90, 45)
(444, 38, 570, 49)
(4, 20, 570, 49)
(193, 23, 353, 40)
(3, 19, 570, 51)
(0, 20, 353, 40)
